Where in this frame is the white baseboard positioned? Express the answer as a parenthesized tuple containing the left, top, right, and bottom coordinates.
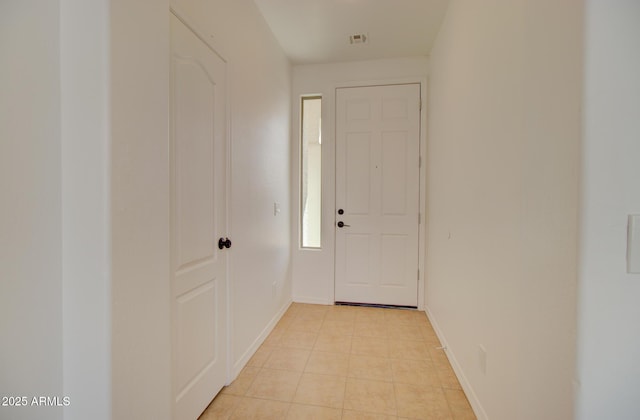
(292, 295, 333, 305)
(230, 299, 292, 381)
(424, 305, 489, 420)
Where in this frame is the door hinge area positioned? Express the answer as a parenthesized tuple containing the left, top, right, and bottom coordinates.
(418, 213, 421, 224)
(419, 98, 422, 111)
(417, 269, 420, 281)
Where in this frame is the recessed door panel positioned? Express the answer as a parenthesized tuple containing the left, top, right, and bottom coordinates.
(346, 99, 371, 121)
(174, 59, 216, 269)
(380, 235, 408, 287)
(345, 234, 372, 285)
(175, 281, 217, 393)
(382, 97, 408, 120)
(381, 131, 408, 216)
(346, 132, 372, 215)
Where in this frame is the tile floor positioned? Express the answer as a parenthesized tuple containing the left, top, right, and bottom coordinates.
(199, 303, 476, 420)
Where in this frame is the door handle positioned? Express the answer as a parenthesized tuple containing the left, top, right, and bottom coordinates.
(218, 237, 232, 249)
(337, 221, 350, 228)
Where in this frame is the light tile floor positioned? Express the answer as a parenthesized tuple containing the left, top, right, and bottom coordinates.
(199, 303, 476, 420)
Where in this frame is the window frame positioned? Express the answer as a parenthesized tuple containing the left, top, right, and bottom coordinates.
(299, 95, 323, 249)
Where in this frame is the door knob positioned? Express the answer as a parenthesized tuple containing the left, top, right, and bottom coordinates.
(337, 221, 350, 228)
(218, 237, 232, 249)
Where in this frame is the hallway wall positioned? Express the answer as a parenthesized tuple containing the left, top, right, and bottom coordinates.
(577, 1, 640, 418)
(0, 2, 63, 419)
(61, 0, 111, 418)
(426, 1, 582, 418)
(110, 0, 172, 418)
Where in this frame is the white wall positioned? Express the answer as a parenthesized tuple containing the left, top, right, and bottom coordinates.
(2, 2, 113, 419)
(170, 0, 293, 376)
(0, 2, 64, 419)
(426, 1, 582, 419)
(61, 0, 111, 419)
(291, 57, 428, 305)
(577, 1, 640, 419)
(109, 0, 172, 418)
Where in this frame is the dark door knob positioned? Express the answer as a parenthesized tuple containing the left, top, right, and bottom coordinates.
(337, 209, 344, 215)
(218, 237, 232, 249)
(337, 221, 350, 228)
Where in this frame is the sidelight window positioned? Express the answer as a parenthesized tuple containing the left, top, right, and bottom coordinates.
(300, 96, 322, 248)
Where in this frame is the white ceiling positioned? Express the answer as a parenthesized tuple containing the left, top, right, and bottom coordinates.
(253, 0, 451, 65)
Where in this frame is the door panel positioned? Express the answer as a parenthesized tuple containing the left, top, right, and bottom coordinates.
(170, 12, 227, 420)
(175, 282, 218, 391)
(345, 132, 372, 215)
(380, 234, 408, 287)
(174, 59, 216, 268)
(382, 97, 409, 119)
(381, 132, 408, 215)
(335, 84, 420, 307)
(345, 234, 372, 285)
(171, 40, 220, 278)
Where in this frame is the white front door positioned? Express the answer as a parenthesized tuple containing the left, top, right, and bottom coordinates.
(335, 84, 421, 307)
(170, 12, 228, 419)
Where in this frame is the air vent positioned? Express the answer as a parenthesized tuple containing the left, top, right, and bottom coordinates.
(349, 33, 368, 45)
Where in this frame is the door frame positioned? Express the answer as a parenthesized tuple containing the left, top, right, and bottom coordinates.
(169, 4, 234, 413)
(291, 74, 428, 310)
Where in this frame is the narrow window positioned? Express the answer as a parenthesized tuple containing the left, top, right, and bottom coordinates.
(300, 96, 322, 248)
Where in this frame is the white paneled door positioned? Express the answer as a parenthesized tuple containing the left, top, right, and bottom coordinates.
(170, 13, 228, 420)
(335, 84, 421, 307)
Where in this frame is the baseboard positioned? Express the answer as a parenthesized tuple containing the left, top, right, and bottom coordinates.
(230, 299, 292, 381)
(292, 295, 333, 305)
(424, 305, 489, 420)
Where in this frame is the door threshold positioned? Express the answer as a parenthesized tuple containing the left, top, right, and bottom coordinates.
(334, 301, 417, 310)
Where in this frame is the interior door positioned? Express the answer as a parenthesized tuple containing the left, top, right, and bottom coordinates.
(170, 12, 228, 419)
(335, 84, 421, 307)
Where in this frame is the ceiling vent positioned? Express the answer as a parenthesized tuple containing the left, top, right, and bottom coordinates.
(349, 33, 368, 45)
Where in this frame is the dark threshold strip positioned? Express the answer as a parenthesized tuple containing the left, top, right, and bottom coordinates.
(334, 301, 417, 310)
